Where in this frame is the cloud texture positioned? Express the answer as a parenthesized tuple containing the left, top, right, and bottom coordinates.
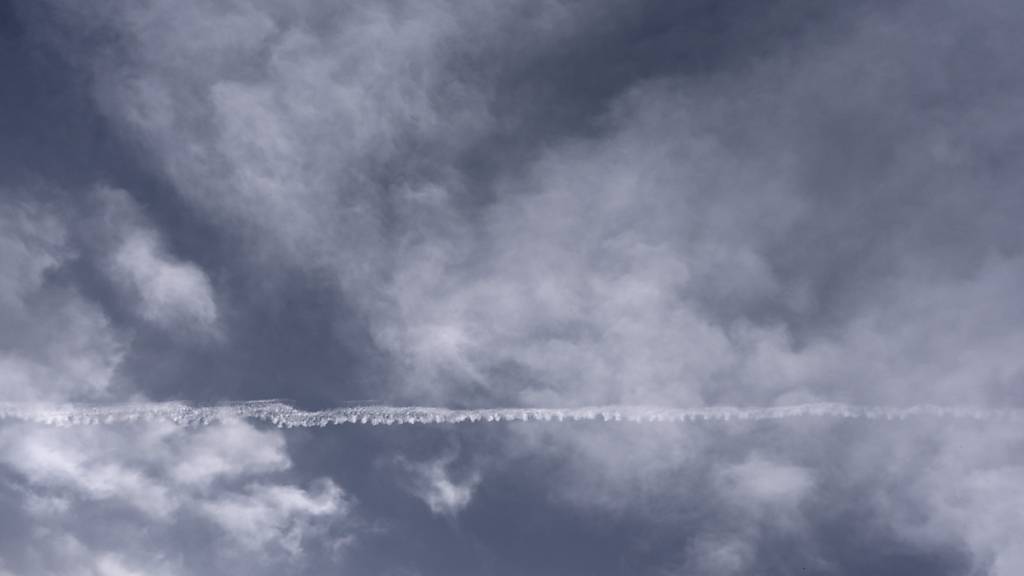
(2, 0, 1023, 574)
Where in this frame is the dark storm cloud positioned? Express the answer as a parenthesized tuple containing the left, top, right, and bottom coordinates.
(2, 0, 1024, 574)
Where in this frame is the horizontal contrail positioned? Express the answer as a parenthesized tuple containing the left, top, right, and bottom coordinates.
(0, 401, 1020, 427)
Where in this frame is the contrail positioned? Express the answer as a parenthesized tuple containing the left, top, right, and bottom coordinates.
(0, 401, 1020, 427)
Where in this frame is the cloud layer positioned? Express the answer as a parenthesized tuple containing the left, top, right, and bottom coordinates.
(2, 0, 1023, 574)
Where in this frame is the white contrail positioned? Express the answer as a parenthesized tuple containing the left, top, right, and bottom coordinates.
(0, 401, 1020, 427)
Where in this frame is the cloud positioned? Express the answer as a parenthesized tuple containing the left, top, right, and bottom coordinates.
(0, 199, 67, 308)
(72, 0, 497, 301)
(0, 418, 354, 571)
(395, 452, 481, 517)
(7, 0, 1024, 573)
(0, 418, 304, 518)
(0, 197, 125, 402)
(367, 18, 1024, 576)
(680, 536, 754, 576)
(168, 418, 290, 487)
(890, 425, 1024, 576)
(5, 533, 183, 576)
(0, 187, 348, 575)
(97, 188, 220, 337)
(110, 231, 218, 332)
(719, 456, 815, 512)
(200, 479, 346, 555)
(2, 425, 178, 518)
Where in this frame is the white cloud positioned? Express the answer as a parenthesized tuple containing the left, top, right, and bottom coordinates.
(169, 419, 291, 488)
(396, 454, 481, 517)
(0, 418, 351, 564)
(720, 456, 815, 508)
(6, 430, 178, 518)
(111, 231, 218, 332)
(98, 188, 219, 336)
(200, 479, 347, 555)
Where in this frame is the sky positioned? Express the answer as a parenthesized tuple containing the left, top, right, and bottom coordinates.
(1, 0, 1023, 574)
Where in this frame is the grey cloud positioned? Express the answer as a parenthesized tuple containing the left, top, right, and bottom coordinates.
(3, 0, 1024, 574)
(381, 2, 1024, 408)
(0, 197, 125, 402)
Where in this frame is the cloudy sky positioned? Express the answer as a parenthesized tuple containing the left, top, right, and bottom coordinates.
(2, 0, 1024, 574)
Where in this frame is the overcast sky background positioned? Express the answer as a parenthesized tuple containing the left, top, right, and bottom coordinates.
(2, 0, 1024, 574)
